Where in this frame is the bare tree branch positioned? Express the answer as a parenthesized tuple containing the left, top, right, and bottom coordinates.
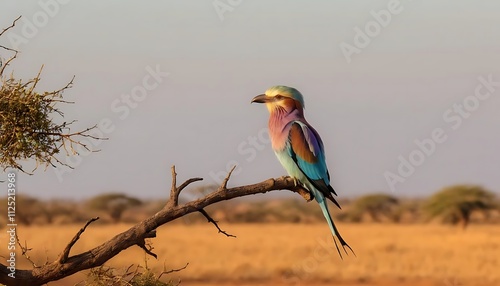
(177, 178, 204, 194)
(167, 165, 203, 208)
(58, 217, 99, 263)
(158, 263, 189, 280)
(0, 167, 310, 286)
(0, 49, 17, 75)
(0, 16, 21, 74)
(198, 208, 236, 238)
(219, 165, 236, 191)
(0, 16, 20, 38)
(0, 16, 21, 54)
(16, 236, 38, 268)
(137, 238, 157, 259)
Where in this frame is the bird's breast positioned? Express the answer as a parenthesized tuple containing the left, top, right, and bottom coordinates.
(268, 121, 290, 151)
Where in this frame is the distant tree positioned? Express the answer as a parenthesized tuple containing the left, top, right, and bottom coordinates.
(87, 193, 143, 223)
(423, 185, 496, 229)
(348, 193, 399, 222)
(44, 199, 84, 224)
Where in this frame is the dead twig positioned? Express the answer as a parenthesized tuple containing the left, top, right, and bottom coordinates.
(16, 236, 38, 268)
(198, 208, 236, 238)
(158, 263, 189, 280)
(137, 239, 157, 259)
(0, 16, 20, 38)
(58, 217, 99, 263)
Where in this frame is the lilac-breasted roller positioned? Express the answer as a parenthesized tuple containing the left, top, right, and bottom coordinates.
(251, 86, 353, 258)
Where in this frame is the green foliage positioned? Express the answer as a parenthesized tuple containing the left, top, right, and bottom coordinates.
(0, 65, 101, 173)
(87, 193, 143, 222)
(1, 21, 102, 173)
(347, 194, 399, 222)
(84, 264, 179, 286)
(423, 185, 497, 228)
(0, 72, 71, 172)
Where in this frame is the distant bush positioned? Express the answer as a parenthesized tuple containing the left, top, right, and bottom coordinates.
(0, 195, 47, 225)
(346, 194, 399, 223)
(3, 187, 499, 226)
(423, 185, 497, 229)
(86, 193, 143, 223)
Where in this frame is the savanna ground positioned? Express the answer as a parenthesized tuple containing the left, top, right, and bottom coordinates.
(2, 223, 499, 286)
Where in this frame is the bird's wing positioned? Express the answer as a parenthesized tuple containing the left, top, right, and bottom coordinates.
(286, 122, 341, 209)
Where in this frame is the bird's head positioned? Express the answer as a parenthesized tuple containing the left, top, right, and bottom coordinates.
(251, 85, 305, 113)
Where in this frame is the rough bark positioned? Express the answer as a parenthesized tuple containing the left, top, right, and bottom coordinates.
(0, 166, 311, 286)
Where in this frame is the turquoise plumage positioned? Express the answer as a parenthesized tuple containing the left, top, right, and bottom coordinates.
(252, 86, 353, 258)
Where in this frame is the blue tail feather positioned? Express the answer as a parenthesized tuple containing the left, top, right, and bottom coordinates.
(311, 188, 355, 259)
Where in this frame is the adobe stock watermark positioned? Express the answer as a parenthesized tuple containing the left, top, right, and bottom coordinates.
(52, 65, 169, 182)
(339, 0, 413, 64)
(7, 0, 72, 50)
(6, 170, 17, 279)
(212, 0, 243, 22)
(208, 127, 270, 185)
(384, 74, 500, 192)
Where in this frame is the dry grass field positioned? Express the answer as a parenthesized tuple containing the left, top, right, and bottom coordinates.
(2, 223, 499, 286)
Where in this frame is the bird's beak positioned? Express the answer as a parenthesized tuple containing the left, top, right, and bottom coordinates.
(251, 94, 270, 104)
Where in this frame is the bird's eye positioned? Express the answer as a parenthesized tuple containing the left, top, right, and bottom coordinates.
(274, 95, 284, 100)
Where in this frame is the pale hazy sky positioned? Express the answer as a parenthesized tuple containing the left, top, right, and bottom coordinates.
(1, 1, 499, 200)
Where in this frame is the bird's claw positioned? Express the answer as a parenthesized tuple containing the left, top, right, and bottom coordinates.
(280, 176, 299, 187)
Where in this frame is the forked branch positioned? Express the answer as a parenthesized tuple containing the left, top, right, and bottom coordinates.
(58, 217, 99, 263)
(0, 166, 310, 286)
(167, 165, 203, 207)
